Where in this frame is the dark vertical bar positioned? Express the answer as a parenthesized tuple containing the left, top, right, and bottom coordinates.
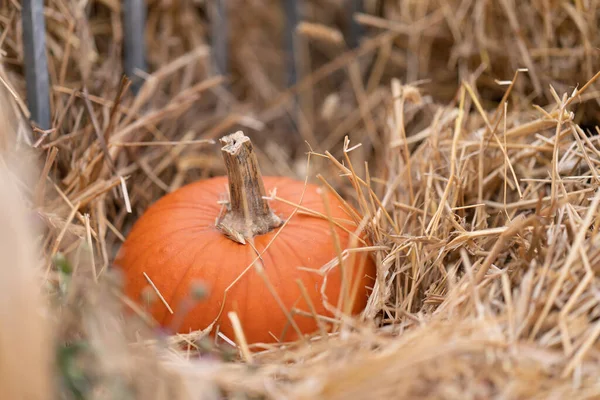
(347, 0, 364, 49)
(212, 0, 228, 82)
(283, 0, 298, 88)
(123, 0, 147, 94)
(22, 0, 51, 130)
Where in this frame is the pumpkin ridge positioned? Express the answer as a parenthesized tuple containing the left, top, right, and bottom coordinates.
(278, 216, 350, 236)
(278, 223, 349, 310)
(275, 230, 313, 274)
(118, 239, 196, 323)
(240, 248, 254, 339)
(155, 233, 225, 327)
(120, 224, 215, 260)
(140, 202, 221, 215)
(266, 233, 321, 342)
(121, 228, 216, 301)
(269, 198, 358, 231)
(268, 185, 354, 214)
(254, 240, 287, 342)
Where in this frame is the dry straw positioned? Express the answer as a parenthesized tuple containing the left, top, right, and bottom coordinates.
(1, 0, 600, 398)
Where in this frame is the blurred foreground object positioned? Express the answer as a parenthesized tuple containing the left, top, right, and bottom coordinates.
(0, 67, 52, 399)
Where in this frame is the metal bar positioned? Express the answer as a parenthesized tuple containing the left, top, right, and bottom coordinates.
(22, 0, 51, 130)
(283, 0, 299, 88)
(123, 0, 147, 94)
(282, 0, 301, 132)
(347, 0, 364, 49)
(212, 0, 229, 81)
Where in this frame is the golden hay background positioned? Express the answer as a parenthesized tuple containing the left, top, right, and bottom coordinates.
(1, 0, 600, 398)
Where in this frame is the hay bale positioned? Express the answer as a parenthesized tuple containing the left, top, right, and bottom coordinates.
(1, 0, 600, 398)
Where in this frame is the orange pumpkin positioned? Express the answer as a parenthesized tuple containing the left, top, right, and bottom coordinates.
(115, 131, 376, 344)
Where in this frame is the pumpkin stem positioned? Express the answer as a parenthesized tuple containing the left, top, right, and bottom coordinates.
(217, 131, 282, 244)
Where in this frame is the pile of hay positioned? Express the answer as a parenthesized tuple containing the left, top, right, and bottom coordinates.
(1, 0, 600, 398)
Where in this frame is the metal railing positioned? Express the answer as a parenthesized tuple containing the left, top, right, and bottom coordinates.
(20, 0, 365, 131)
